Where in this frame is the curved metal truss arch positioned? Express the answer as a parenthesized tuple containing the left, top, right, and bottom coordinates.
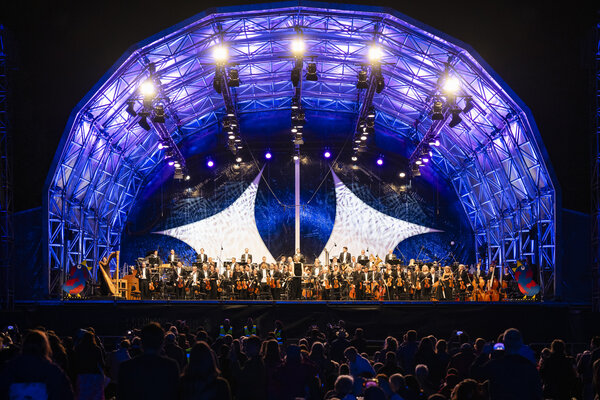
(45, 2, 560, 298)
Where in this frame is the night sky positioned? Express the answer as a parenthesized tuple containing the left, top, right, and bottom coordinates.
(3, 0, 597, 213)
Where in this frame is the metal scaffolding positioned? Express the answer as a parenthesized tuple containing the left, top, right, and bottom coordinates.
(44, 3, 560, 299)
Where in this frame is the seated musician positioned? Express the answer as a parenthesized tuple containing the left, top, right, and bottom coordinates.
(167, 249, 177, 266)
(147, 250, 161, 268)
(196, 248, 208, 264)
(137, 261, 151, 299)
(241, 248, 252, 264)
(385, 249, 396, 263)
(173, 261, 186, 299)
(339, 247, 351, 265)
(357, 250, 369, 265)
(313, 259, 322, 276)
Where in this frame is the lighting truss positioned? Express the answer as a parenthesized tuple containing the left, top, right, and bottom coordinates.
(44, 3, 559, 299)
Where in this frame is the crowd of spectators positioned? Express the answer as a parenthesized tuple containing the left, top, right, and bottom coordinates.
(1, 318, 600, 400)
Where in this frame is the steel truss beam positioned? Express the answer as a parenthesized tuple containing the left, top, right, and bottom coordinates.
(44, 4, 559, 299)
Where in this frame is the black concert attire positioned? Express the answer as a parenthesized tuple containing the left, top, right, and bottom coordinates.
(138, 265, 151, 299)
(221, 269, 233, 299)
(209, 270, 219, 299)
(339, 251, 352, 265)
(456, 269, 469, 301)
(421, 271, 432, 300)
(441, 272, 454, 300)
(385, 253, 397, 263)
(289, 263, 303, 300)
(147, 254, 162, 268)
(188, 271, 200, 299)
(167, 253, 177, 266)
(196, 253, 208, 264)
(172, 266, 186, 299)
(357, 254, 369, 266)
(271, 270, 282, 300)
(240, 253, 252, 264)
(295, 252, 306, 263)
(259, 268, 270, 298)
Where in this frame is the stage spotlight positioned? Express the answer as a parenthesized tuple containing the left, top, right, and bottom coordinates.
(291, 68, 301, 87)
(351, 156, 358, 161)
(185, 175, 191, 181)
(291, 37, 306, 56)
(228, 68, 240, 87)
(357, 70, 368, 89)
(174, 162, 181, 168)
(462, 96, 474, 113)
(168, 160, 175, 166)
(125, 100, 137, 117)
(228, 134, 236, 140)
(422, 157, 429, 163)
(138, 112, 151, 131)
(139, 79, 156, 98)
(306, 63, 318, 81)
(360, 135, 367, 141)
(207, 159, 215, 168)
(292, 110, 306, 125)
(152, 105, 165, 123)
(432, 100, 444, 120)
(376, 157, 384, 166)
(443, 76, 460, 94)
(429, 139, 440, 146)
(399, 172, 406, 178)
(291, 128, 298, 134)
(236, 157, 242, 163)
(212, 45, 229, 63)
(368, 45, 384, 63)
(449, 108, 462, 128)
(265, 151, 272, 160)
(411, 164, 421, 177)
(291, 98, 300, 110)
(293, 155, 299, 161)
(323, 150, 331, 159)
(415, 159, 422, 165)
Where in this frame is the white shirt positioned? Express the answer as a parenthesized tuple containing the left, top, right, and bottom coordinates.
(261, 269, 267, 283)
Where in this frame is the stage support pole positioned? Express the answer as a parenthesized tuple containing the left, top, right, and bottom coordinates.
(295, 151, 300, 251)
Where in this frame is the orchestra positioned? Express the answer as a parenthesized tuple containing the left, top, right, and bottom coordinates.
(109, 246, 521, 302)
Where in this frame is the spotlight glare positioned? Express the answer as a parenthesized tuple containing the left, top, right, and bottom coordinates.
(212, 45, 229, 63)
(351, 156, 358, 161)
(228, 134, 235, 140)
(368, 45, 384, 63)
(139, 80, 156, 97)
(376, 158, 383, 166)
(422, 157, 429, 163)
(168, 160, 175, 166)
(207, 160, 215, 168)
(361, 135, 367, 141)
(293, 155, 299, 161)
(399, 172, 406, 178)
(236, 157, 242, 163)
(174, 162, 181, 168)
(291, 37, 306, 55)
(415, 160, 422, 165)
(265, 152, 272, 160)
(443, 76, 460, 94)
(185, 175, 191, 181)
(324, 150, 331, 159)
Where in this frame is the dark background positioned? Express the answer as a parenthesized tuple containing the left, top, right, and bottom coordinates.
(2, 0, 598, 213)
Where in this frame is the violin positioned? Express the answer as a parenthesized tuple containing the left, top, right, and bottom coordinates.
(236, 279, 243, 291)
(204, 279, 211, 291)
(349, 284, 356, 299)
(423, 277, 430, 289)
(149, 280, 155, 291)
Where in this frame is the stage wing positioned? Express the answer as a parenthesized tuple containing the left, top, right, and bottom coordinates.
(156, 170, 275, 263)
(318, 171, 440, 262)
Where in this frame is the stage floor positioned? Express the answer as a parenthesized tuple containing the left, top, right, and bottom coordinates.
(3, 299, 595, 344)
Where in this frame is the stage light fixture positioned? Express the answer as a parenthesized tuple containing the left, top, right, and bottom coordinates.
(152, 105, 165, 123)
(185, 175, 191, 181)
(138, 112, 151, 131)
(125, 100, 137, 117)
(236, 157, 242, 163)
(376, 157, 384, 166)
(212, 45, 229, 63)
(139, 79, 156, 97)
(265, 151, 272, 160)
(411, 164, 421, 177)
(293, 155, 299, 161)
(228, 68, 240, 87)
(367, 106, 376, 119)
(429, 139, 440, 146)
(462, 96, 474, 113)
(399, 172, 406, 178)
(228, 134, 236, 140)
(168, 160, 175, 166)
(415, 159, 422, 165)
(324, 150, 331, 159)
(351, 156, 358, 162)
(306, 63, 318, 81)
(355, 139, 361, 144)
(227, 112, 235, 117)
(234, 138, 241, 143)
(213, 72, 222, 94)
(375, 74, 385, 94)
(422, 157, 429, 163)
(291, 68, 301, 87)
(368, 45, 384, 63)
(291, 98, 300, 110)
(207, 159, 215, 168)
(291, 128, 298, 134)
(356, 70, 368, 89)
(449, 108, 462, 128)
(360, 135, 367, 141)
(366, 119, 375, 129)
(432, 101, 444, 120)
(443, 76, 460, 94)
(291, 37, 306, 56)
(174, 162, 181, 168)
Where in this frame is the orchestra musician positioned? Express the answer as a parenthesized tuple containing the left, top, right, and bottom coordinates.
(421, 265, 431, 300)
(137, 261, 151, 299)
(357, 250, 369, 265)
(173, 261, 186, 299)
(456, 264, 469, 301)
(289, 255, 303, 300)
(241, 248, 252, 264)
(384, 249, 397, 264)
(259, 262, 270, 297)
(441, 266, 454, 300)
(196, 248, 208, 264)
(147, 250, 161, 268)
(209, 264, 219, 299)
(189, 266, 200, 298)
(413, 265, 422, 300)
(221, 264, 234, 298)
(339, 247, 352, 264)
(167, 249, 177, 266)
(294, 248, 305, 263)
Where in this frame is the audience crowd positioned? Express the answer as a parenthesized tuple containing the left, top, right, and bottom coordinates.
(1, 318, 600, 400)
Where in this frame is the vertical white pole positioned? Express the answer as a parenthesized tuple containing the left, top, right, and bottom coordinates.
(295, 155, 300, 251)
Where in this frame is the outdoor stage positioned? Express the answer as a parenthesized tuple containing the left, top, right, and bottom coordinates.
(5, 300, 596, 344)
